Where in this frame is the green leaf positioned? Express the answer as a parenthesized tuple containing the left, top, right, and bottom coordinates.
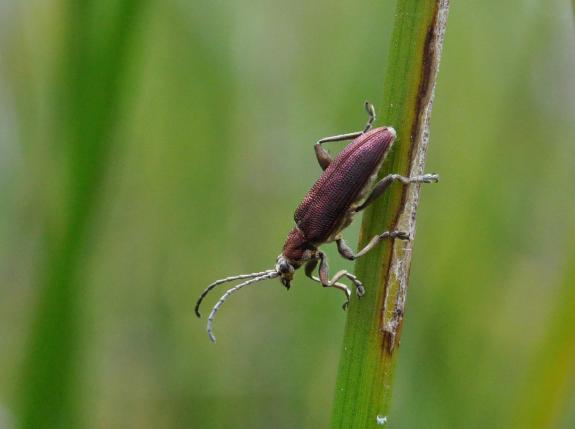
(17, 2, 149, 428)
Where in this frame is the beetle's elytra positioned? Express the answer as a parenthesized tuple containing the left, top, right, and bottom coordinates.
(196, 102, 438, 342)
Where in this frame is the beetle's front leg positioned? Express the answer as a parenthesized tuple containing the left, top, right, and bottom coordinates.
(317, 252, 365, 297)
(313, 102, 376, 170)
(354, 173, 439, 212)
(305, 253, 351, 310)
(337, 230, 410, 261)
(305, 253, 365, 309)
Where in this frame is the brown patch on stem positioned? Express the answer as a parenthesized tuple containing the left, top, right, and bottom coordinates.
(410, 10, 438, 144)
(379, 0, 445, 355)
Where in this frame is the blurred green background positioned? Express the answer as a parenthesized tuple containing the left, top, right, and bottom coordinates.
(1, 0, 574, 428)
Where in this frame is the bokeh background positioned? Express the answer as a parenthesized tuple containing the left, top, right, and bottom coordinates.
(1, 0, 574, 428)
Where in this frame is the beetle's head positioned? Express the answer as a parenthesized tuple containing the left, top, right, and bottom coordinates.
(277, 228, 317, 289)
(275, 255, 296, 289)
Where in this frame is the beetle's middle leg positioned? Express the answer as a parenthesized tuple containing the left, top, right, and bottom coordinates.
(354, 173, 439, 212)
(336, 173, 438, 261)
(314, 102, 376, 170)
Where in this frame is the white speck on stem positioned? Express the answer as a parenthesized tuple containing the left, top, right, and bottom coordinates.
(376, 415, 388, 425)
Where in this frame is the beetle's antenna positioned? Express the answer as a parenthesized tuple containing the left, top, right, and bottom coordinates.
(363, 101, 376, 132)
(195, 270, 276, 318)
(206, 271, 280, 342)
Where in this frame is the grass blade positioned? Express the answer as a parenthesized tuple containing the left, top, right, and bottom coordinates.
(510, 240, 575, 427)
(17, 2, 148, 428)
(331, 1, 450, 427)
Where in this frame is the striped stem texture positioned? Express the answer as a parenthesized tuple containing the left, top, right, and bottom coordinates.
(331, 1, 450, 427)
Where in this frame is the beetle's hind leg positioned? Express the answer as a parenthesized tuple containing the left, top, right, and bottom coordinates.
(313, 102, 376, 170)
(337, 231, 410, 263)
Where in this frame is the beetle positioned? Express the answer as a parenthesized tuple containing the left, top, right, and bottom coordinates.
(195, 102, 438, 342)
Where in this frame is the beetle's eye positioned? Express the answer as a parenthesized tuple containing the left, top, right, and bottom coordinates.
(279, 262, 291, 274)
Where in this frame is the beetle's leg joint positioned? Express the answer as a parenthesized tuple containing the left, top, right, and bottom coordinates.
(363, 101, 376, 133)
(313, 102, 378, 169)
(379, 230, 411, 241)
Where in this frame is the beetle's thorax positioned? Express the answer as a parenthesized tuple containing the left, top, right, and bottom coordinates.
(281, 227, 316, 266)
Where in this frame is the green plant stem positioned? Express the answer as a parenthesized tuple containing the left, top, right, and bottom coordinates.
(331, 1, 449, 427)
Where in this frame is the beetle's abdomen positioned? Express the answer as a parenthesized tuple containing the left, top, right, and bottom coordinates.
(294, 127, 395, 243)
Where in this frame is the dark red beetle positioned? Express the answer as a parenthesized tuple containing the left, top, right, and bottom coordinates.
(195, 102, 438, 342)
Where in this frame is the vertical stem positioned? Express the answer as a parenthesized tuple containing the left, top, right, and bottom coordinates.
(331, 1, 449, 427)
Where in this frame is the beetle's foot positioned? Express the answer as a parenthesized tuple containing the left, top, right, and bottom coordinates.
(423, 173, 439, 183)
(348, 276, 365, 297)
(383, 230, 411, 241)
(396, 231, 411, 240)
(419, 173, 440, 183)
(342, 288, 351, 310)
